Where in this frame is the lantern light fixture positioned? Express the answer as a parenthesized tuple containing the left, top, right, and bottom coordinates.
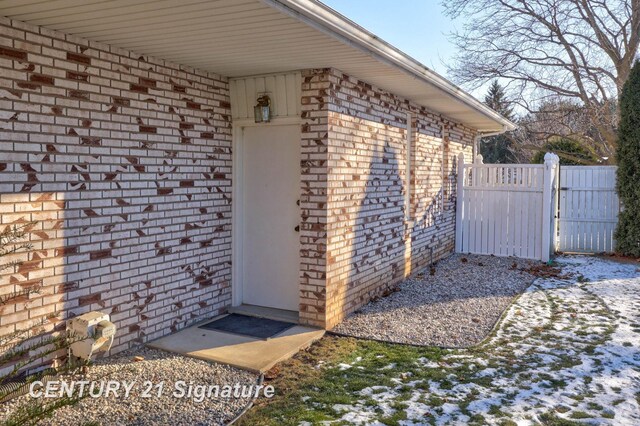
(254, 95, 271, 123)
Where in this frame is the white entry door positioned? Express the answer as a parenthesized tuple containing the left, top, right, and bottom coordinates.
(240, 125, 301, 311)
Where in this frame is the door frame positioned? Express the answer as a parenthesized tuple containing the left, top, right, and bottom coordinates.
(231, 117, 302, 308)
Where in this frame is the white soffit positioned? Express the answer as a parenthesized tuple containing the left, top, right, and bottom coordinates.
(0, 0, 516, 132)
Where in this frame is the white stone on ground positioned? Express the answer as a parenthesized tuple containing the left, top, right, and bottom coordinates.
(332, 254, 536, 347)
(0, 346, 258, 426)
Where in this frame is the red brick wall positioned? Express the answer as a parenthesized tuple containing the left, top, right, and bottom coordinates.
(0, 17, 232, 362)
(300, 69, 475, 328)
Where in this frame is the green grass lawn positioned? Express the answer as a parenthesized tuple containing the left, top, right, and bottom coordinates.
(239, 336, 586, 426)
(239, 336, 446, 425)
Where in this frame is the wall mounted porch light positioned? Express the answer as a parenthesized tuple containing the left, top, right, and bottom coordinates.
(254, 95, 271, 123)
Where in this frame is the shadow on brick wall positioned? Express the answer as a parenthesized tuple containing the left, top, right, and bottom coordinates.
(0, 190, 68, 375)
(327, 122, 464, 327)
(329, 137, 406, 325)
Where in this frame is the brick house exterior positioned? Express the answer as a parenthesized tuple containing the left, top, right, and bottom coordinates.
(0, 1, 512, 371)
(299, 69, 475, 328)
(0, 17, 233, 352)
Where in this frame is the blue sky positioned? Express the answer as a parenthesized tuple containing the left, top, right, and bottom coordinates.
(320, 1, 460, 77)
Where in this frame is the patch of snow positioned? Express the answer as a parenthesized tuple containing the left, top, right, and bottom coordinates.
(416, 357, 440, 368)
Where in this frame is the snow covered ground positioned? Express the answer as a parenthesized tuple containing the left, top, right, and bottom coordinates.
(318, 256, 640, 425)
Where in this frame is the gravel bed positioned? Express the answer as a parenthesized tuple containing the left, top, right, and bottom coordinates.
(331, 254, 536, 347)
(0, 346, 258, 426)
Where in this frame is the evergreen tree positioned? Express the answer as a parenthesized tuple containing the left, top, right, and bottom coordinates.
(480, 81, 516, 163)
(615, 61, 640, 257)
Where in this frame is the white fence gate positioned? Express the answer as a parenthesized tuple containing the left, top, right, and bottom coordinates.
(455, 153, 559, 261)
(455, 154, 620, 260)
(557, 166, 619, 253)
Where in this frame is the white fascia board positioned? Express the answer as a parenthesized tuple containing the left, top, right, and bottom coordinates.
(261, 0, 517, 133)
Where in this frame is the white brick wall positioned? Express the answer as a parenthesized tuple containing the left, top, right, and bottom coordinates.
(299, 69, 475, 328)
(0, 17, 232, 368)
(1, 18, 478, 357)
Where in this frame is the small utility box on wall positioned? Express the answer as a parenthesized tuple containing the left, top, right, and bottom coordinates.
(67, 311, 116, 361)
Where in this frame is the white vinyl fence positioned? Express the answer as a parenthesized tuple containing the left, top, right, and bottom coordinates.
(455, 154, 620, 260)
(455, 153, 559, 261)
(557, 166, 619, 253)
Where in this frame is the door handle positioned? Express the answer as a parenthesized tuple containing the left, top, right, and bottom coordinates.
(294, 225, 300, 232)
(296, 200, 300, 206)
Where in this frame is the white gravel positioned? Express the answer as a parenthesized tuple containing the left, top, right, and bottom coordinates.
(331, 254, 536, 347)
(0, 346, 258, 426)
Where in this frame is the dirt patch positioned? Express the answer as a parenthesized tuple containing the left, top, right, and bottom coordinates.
(522, 263, 573, 279)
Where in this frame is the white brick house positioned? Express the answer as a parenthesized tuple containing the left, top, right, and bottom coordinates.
(0, 0, 514, 364)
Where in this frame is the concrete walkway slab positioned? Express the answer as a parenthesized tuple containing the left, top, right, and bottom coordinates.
(148, 317, 324, 373)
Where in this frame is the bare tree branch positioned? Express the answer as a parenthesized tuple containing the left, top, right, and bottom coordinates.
(443, 0, 640, 163)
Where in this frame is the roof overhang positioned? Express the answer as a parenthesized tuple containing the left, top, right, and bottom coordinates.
(0, 0, 516, 133)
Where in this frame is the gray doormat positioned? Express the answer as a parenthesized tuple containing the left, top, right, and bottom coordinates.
(199, 313, 295, 339)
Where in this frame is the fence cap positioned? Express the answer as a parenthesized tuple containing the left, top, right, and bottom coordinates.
(544, 152, 560, 164)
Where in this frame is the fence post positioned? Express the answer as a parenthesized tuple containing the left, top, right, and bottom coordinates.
(455, 153, 465, 252)
(541, 153, 560, 262)
(552, 160, 560, 252)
